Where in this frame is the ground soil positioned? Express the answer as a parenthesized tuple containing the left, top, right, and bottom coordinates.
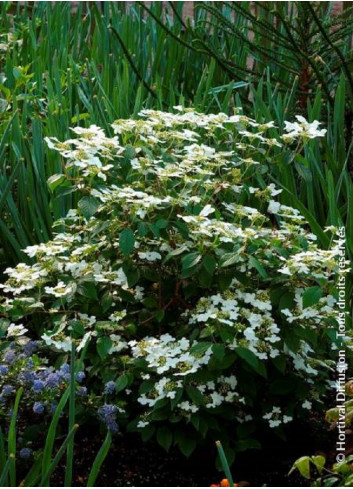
(42, 417, 334, 487)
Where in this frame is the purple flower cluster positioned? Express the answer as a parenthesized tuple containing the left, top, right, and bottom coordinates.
(104, 381, 116, 395)
(19, 447, 32, 459)
(0, 340, 86, 416)
(97, 404, 119, 433)
(1, 339, 121, 438)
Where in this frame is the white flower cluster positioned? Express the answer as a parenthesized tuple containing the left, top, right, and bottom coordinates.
(187, 289, 280, 360)
(263, 406, 293, 428)
(45, 125, 123, 181)
(129, 334, 212, 376)
(283, 116, 327, 141)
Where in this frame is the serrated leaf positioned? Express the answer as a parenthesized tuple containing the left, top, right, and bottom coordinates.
(302, 286, 322, 309)
(236, 438, 261, 452)
(163, 245, 189, 263)
(220, 252, 239, 268)
(235, 347, 267, 378)
(140, 424, 155, 442)
(77, 281, 97, 300)
(186, 386, 204, 404)
(47, 174, 66, 193)
(119, 228, 135, 256)
(97, 337, 112, 360)
(78, 196, 99, 220)
(248, 256, 268, 278)
(203, 254, 217, 275)
(182, 252, 202, 270)
(115, 373, 129, 392)
(176, 432, 197, 457)
(212, 344, 225, 360)
(157, 426, 173, 451)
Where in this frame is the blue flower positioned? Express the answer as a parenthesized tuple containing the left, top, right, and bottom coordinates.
(19, 448, 32, 459)
(2, 385, 14, 396)
(76, 386, 87, 397)
(50, 402, 58, 414)
(60, 364, 70, 374)
(19, 371, 35, 383)
(76, 371, 85, 383)
(26, 359, 34, 369)
(45, 373, 60, 388)
(23, 341, 38, 356)
(98, 404, 119, 433)
(104, 381, 116, 395)
(33, 402, 44, 414)
(32, 380, 45, 392)
(3, 351, 16, 364)
(0, 365, 8, 375)
(59, 364, 70, 380)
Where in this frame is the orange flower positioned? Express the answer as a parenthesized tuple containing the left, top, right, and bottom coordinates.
(221, 480, 230, 487)
(210, 479, 239, 487)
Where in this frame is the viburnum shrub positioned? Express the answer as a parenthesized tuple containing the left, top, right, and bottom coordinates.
(0, 108, 343, 459)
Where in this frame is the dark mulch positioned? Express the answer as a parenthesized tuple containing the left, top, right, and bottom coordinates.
(44, 417, 334, 487)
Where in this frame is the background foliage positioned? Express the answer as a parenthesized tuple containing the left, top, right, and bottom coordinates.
(0, 2, 353, 273)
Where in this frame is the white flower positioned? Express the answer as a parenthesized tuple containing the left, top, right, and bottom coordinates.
(42, 333, 72, 352)
(268, 200, 281, 214)
(302, 400, 312, 410)
(7, 323, 28, 337)
(178, 401, 199, 413)
(200, 204, 215, 217)
(137, 420, 150, 428)
(44, 281, 75, 298)
(138, 251, 162, 261)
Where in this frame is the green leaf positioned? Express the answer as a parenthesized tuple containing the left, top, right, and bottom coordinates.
(279, 291, 295, 311)
(220, 253, 239, 268)
(212, 344, 225, 360)
(190, 342, 212, 355)
(176, 431, 197, 457)
(157, 426, 173, 451)
(271, 355, 287, 374)
(203, 254, 217, 275)
(77, 281, 97, 300)
(140, 424, 155, 442)
(311, 455, 326, 474)
(125, 268, 140, 287)
(115, 374, 129, 392)
(155, 219, 168, 229)
(97, 337, 112, 360)
(235, 438, 261, 452)
(47, 174, 66, 193)
(186, 386, 204, 405)
(101, 291, 113, 313)
(198, 268, 213, 288)
(182, 252, 202, 270)
(119, 228, 135, 256)
(155, 310, 165, 323)
(289, 456, 311, 479)
(248, 256, 268, 278)
(269, 379, 295, 395)
(302, 286, 322, 309)
(235, 347, 267, 378)
(78, 196, 99, 220)
(87, 431, 112, 487)
(163, 245, 189, 263)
